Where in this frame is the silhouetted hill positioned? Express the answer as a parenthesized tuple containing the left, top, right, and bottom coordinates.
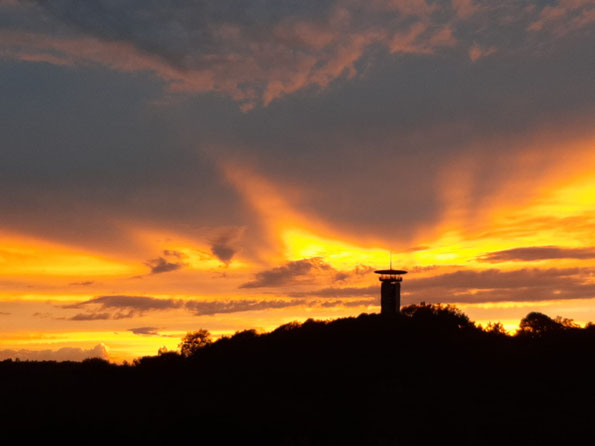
(2, 304, 595, 445)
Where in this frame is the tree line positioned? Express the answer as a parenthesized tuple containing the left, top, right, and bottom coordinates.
(2, 303, 595, 445)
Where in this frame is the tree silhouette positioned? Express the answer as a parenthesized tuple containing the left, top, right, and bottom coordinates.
(179, 329, 212, 357)
(484, 321, 507, 335)
(402, 302, 476, 331)
(518, 312, 562, 335)
(553, 315, 579, 329)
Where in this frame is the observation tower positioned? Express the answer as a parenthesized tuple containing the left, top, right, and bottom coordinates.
(374, 265, 407, 315)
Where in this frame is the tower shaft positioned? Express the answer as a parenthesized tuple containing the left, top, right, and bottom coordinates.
(380, 280, 400, 315)
(375, 268, 406, 316)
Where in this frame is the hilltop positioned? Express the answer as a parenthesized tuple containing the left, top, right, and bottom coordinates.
(2, 303, 595, 445)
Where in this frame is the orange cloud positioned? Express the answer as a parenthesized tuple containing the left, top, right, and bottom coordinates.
(222, 163, 401, 272)
(468, 43, 496, 62)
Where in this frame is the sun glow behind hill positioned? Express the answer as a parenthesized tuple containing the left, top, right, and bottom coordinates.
(1, 132, 595, 361)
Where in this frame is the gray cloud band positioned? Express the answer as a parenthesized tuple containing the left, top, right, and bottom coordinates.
(478, 246, 595, 262)
(289, 267, 595, 304)
(2, 1, 592, 108)
(64, 294, 375, 320)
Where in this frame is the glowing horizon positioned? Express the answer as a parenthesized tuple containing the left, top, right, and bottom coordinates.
(1, 0, 595, 361)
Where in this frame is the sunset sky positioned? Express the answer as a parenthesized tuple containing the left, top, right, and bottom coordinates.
(1, 0, 595, 362)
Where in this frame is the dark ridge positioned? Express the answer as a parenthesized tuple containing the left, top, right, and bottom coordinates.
(2, 304, 595, 445)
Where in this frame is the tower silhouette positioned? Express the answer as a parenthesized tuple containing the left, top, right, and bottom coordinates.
(374, 264, 407, 315)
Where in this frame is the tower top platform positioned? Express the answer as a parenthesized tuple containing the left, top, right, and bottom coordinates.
(374, 269, 408, 275)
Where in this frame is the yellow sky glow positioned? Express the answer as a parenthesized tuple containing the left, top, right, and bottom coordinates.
(2, 134, 595, 360)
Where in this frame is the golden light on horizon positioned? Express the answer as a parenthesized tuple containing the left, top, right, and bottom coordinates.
(0, 232, 139, 277)
(1, 133, 595, 360)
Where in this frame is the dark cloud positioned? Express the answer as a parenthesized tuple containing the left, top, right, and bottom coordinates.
(404, 267, 595, 304)
(407, 285, 595, 305)
(69, 281, 95, 286)
(478, 246, 595, 263)
(209, 229, 243, 264)
(211, 243, 236, 264)
(69, 312, 113, 321)
(241, 260, 375, 289)
(66, 295, 182, 311)
(0, 343, 109, 362)
(406, 268, 582, 291)
(0, 311, 10, 316)
(65, 295, 182, 320)
(409, 265, 441, 273)
(65, 294, 300, 318)
(186, 298, 375, 315)
(62, 293, 372, 319)
(145, 253, 185, 275)
(317, 298, 375, 308)
(240, 257, 333, 288)
(211, 239, 236, 264)
(334, 265, 375, 282)
(163, 249, 184, 259)
(129, 327, 160, 336)
(186, 299, 301, 316)
(81, 296, 304, 317)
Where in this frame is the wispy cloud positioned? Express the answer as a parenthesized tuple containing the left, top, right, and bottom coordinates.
(129, 327, 161, 336)
(240, 257, 374, 289)
(240, 257, 333, 288)
(145, 257, 183, 275)
(64, 295, 182, 320)
(63, 293, 373, 319)
(404, 267, 595, 304)
(478, 246, 595, 263)
(68, 280, 95, 286)
(144, 250, 186, 275)
(186, 299, 303, 316)
(70, 312, 113, 321)
(289, 267, 595, 305)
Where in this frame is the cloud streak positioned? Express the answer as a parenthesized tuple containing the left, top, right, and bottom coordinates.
(240, 257, 333, 288)
(406, 267, 595, 304)
(186, 299, 301, 316)
(478, 246, 595, 263)
(290, 267, 595, 305)
(240, 257, 374, 289)
(63, 293, 374, 319)
(65, 295, 182, 320)
(129, 327, 161, 336)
